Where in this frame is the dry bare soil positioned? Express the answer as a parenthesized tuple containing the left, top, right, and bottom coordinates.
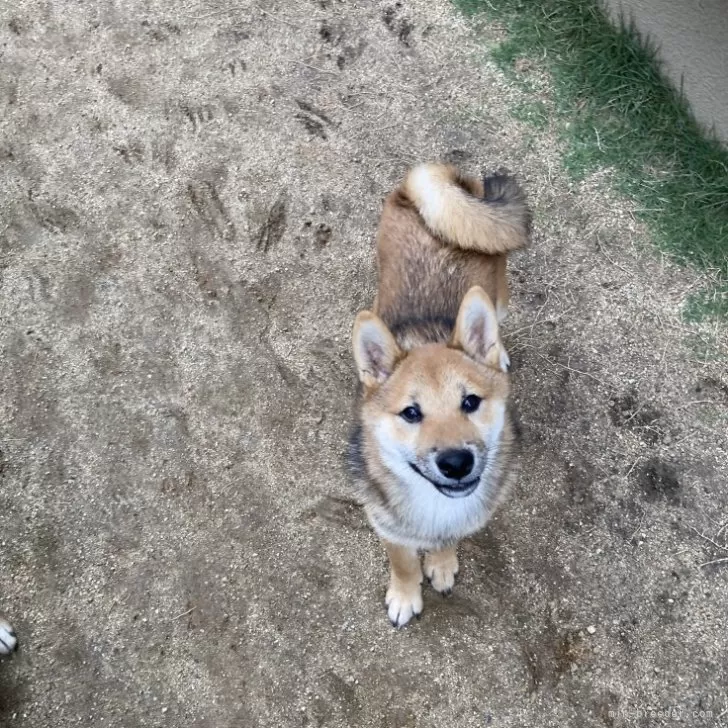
(0, 1, 726, 726)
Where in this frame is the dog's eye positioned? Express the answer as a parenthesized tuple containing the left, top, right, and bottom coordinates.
(399, 405, 423, 423)
(461, 394, 482, 414)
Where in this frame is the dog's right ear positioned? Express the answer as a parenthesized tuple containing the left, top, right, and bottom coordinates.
(352, 311, 401, 388)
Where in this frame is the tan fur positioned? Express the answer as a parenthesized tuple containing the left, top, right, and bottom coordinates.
(349, 163, 528, 627)
(403, 163, 529, 255)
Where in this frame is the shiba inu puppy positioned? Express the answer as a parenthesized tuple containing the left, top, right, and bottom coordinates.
(0, 617, 17, 655)
(349, 163, 529, 627)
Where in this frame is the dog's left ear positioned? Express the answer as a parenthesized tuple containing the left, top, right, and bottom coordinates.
(452, 286, 509, 371)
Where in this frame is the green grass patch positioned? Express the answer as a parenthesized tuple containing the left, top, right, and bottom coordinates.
(456, 0, 728, 319)
(510, 100, 550, 130)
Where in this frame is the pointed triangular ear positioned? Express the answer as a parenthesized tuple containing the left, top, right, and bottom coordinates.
(352, 311, 401, 388)
(452, 286, 509, 371)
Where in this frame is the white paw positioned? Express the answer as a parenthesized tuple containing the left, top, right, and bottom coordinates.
(385, 582, 423, 628)
(499, 346, 511, 372)
(0, 619, 17, 655)
(424, 552, 459, 594)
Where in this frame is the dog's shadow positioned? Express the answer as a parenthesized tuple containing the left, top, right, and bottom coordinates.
(0, 657, 26, 721)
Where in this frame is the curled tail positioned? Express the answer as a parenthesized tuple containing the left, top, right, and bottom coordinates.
(402, 163, 530, 254)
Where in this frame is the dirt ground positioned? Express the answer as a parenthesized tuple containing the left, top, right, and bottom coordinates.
(1, 0, 726, 726)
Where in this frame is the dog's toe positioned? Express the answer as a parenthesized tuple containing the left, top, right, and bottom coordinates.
(424, 551, 459, 594)
(0, 619, 17, 656)
(499, 348, 511, 373)
(385, 584, 423, 628)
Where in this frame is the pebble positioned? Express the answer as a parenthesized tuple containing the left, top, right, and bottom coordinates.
(586, 625, 596, 635)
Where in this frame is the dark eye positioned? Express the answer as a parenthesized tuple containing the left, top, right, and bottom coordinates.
(399, 405, 423, 423)
(461, 394, 482, 414)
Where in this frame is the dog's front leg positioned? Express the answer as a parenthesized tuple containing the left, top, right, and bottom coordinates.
(424, 545, 459, 595)
(383, 541, 423, 628)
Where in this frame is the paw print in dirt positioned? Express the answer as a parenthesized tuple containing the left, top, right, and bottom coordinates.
(382, 2, 415, 46)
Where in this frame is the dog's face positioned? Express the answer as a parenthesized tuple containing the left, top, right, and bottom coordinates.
(364, 345, 509, 498)
(353, 287, 510, 500)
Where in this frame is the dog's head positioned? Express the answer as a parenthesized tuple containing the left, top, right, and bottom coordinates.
(352, 286, 510, 499)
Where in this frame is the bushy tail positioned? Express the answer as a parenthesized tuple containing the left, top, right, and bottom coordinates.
(402, 164, 530, 254)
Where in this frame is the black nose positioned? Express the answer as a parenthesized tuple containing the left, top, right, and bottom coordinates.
(436, 449, 474, 480)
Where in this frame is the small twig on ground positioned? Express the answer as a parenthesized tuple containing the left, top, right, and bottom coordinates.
(368, 123, 403, 134)
(529, 292, 551, 339)
(700, 558, 728, 568)
(186, 3, 301, 25)
(628, 510, 645, 542)
(689, 526, 728, 552)
(622, 403, 647, 426)
(508, 306, 575, 339)
(168, 271, 201, 304)
(663, 430, 697, 450)
(594, 127, 603, 152)
(257, 5, 300, 28)
(624, 456, 642, 479)
(674, 399, 718, 409)
(530, 350, 606, 386)
(670, 548, 692, 557)
(595, 233, 634, 276)
(171, 608, 195, 621)
(186, 7, 236, 20)
(293, 60, 340, 77)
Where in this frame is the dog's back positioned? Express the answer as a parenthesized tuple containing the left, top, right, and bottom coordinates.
(374, 164, 530, 340)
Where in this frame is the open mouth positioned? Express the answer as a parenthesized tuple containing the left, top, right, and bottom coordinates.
(409, 463, 480, 499)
